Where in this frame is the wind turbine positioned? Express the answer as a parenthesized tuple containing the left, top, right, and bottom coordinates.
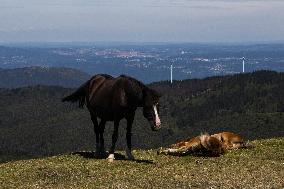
(242, 57, 245, 73)
(170, 64, 173, 84)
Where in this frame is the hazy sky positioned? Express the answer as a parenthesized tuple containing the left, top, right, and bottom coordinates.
(0, 0, 284, 43)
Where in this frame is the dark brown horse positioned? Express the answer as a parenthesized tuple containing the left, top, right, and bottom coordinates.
(62, 74, 161, 161)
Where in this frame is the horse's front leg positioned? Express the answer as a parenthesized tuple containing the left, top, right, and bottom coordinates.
(107, 120, 120, 162)
(126, 113, 135, 160)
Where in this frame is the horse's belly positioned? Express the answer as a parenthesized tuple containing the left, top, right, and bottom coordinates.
(92, 106, 115, 121)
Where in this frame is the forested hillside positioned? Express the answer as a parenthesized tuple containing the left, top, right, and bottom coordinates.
(0, 67, 90, 88)
(1, 70, 284, 162)
(151, 70, 284, 139)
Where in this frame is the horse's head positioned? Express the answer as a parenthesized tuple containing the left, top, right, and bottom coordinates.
(142, 88, 162, 131)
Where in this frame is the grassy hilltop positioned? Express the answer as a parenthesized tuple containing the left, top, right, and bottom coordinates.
(1, 70, 284, 188)
(1, 137, 283, 189)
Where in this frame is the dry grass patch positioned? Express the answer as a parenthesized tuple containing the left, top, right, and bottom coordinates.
(1, 138, 284, 189)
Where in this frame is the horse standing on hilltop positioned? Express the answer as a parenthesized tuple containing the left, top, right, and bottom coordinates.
(62, 74, 161, 161)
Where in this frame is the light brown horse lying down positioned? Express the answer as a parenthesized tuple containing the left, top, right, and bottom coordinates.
(211, 132, 249, 150)
(158, 132, 250, 156)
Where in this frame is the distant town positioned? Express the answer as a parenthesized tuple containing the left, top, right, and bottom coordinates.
(1, 43, 284, 83)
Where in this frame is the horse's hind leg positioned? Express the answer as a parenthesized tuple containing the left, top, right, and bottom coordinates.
(91, 115, 100, 156)
(125, 113, 135, 160)
(98, 119, 106, 155)
(159, 146, 191, 156)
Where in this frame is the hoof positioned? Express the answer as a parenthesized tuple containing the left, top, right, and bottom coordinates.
(107, 158, 114, 163)
(127, 155, 135, 160)
(107, 154, 115, 162)
(126, 149, 135, 160)
(157, 147, 163, 155)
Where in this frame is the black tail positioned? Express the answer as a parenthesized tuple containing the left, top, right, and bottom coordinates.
(62, 81, 89, 108)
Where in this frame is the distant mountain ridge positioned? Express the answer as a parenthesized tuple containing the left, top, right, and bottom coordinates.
(0, 67, 90, 88)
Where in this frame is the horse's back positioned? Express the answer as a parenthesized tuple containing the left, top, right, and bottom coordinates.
(87, 74, 115, 105)
(219, 132, 244, 143)
(87, 74, 134, 120)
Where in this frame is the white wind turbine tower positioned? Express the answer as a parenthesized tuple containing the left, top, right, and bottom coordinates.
(242, 57, 245, 73)
(170, 64, 173, 83)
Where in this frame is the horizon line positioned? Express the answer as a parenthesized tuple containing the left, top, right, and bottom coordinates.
(1, 40, 284, 47)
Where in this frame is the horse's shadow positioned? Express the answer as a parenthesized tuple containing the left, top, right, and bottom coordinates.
(71, 151, 154, 164)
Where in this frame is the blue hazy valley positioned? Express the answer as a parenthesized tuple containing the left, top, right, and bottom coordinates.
(1, 43, 284, 83)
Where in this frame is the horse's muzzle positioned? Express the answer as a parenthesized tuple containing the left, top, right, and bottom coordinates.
(150, 121, 161, 131)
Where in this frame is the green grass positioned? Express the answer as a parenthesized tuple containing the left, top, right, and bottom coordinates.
(1, 138, 284, 189)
